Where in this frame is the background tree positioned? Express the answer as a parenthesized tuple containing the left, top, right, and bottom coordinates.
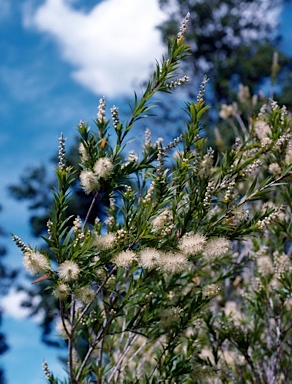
(0, 207, 17, 384)
(158, 0, 292, 106)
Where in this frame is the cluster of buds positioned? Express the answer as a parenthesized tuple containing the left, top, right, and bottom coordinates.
(47, 219, 53, 239)
(121, 150, 139, 169)
(251, 277, 264, 292)
(257, 205, 284, 230)
(164, 134, 183, 151)
(143, 180, 155, 203)
(12, 234, 28, 252)
(116, 228, 127, 242)
(242, 159, 262, 176)
(165, 75, 189, 89)
(197, 75, 209, 103)
(160, 223, 175, 237)
(42, 361, 51, 380)
(224, 179, 236, 203)
(203, 181, 215, 207)
(97, 96, 106, 122)
(199, 147, 214, 176)
(74, 231, 85, 245)
(232, 137, 241, 152)
(105, 216, 114, 227)
(144, 128, 152, 147)
(58, 133, 66, 170)
(273, 251, 291, 277)
(73, 216, 82, 232)
(177, 12, 190, 40)
(110, 105, 119, 128)
(280, 105, 288, 123)
(258, 103, 268, 118)
(156, 144, 166, 177)
(109, 197, 116, 211)
(270, 99, 278, 111)
(275, 133, 292, 150)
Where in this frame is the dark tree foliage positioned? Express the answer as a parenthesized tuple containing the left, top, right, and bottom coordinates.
(0, 207, 18, 384)
(158, 0, 292, 105)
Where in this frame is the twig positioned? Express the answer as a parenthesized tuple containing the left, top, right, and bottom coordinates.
(119, 339, 148, 374)
(75, 317, 113, 382)
(83, 190, 99, 230)
(148, 345, 168, 380)
(73, 266, 117, 332)
(59, 299, 76, 383)
(109, 333, 139, 382)
(68, 294, 77, 383)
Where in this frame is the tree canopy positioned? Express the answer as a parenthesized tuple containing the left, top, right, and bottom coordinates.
(158, 0, 292, 105)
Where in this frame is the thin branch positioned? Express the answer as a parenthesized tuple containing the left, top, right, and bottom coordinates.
(68, 293, 76, 384)
(83, 190, 99, 230)
(119, 339, 148, 374)
(108, 333, 139, 382)
(75, 317, 114, 382)
(73, 266, 117, 332)
(148, 345, 168, 380)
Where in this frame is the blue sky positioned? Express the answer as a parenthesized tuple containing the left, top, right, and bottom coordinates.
(0, 0, 291, 383)
(0, 0, 166, 382)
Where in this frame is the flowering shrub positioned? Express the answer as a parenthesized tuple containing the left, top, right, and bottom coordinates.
(12, 14, 292, 384)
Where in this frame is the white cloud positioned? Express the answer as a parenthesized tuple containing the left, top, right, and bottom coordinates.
(1, 288, 41, 320)
(23, 0, 167, 97)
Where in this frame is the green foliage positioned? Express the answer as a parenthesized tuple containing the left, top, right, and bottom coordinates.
(11, 14, 292, 384)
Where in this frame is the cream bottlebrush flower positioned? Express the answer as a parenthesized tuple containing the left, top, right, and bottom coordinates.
(178, 233, 206, 256)
(202, 284, 220, 298)
(23, 251, 50, 275)
(80, 169, 99, 194)
(94, 232, 116, 250)
(53, 283, 70, 300)
(238, 84, 250, 103)
(285, 143, 292, 164)
(114, 250, 136, 268)
(159, 252, 188, 274)
(268, 163, 282, 176)
(224, 301, 243, 325)
(159, 307, 182, 328)
(93, 157, 113, 179)
(203, 237, 231, 261)
(58, 260, 80, 281)
(139, 248, 162, 269)
(254, 120, 272, 146)
(151, 209, 172, 232)
(219, 104, 234, 119)
(75, 286, 96, 304)
(219, 350, 245, 366)
(257, 256, 274, 276)
(78, 142, 89, 162)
